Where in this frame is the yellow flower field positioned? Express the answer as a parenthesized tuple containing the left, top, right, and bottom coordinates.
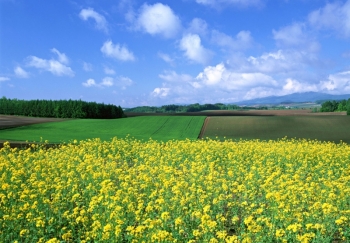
(1, 137, 349, 242)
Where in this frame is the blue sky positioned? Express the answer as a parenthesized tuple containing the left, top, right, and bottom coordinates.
(1, 0, 350, 107)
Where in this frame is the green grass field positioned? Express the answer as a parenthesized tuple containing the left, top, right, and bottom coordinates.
(201, 116, 350, 143)
(0, 116, 206, 143)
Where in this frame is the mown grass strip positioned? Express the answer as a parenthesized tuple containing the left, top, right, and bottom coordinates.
(0, 116, 206, 143)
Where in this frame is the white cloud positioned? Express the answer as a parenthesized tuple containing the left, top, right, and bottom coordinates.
(194, 0, 263, 8)
(82, 76, 133, 89)
(101, 77, 114, 87)
(159, 70, 193, 83)
(158, 52, 175, 65)
(101, 40, 135, 61)
(79, 8, 108, 33)
(211, 30, 253, 50)
(27, 50, 75, 77)
(14, 66, 29, 78)
(196, 62, 278, 90)
(241, 49, 319, 74)
(83, 62, 93, 72)
(0, 77, 10, 82)
(308, 1, 350, 38)
(82, 78, 97, 87)
(180, 33, 213, 64)
(188, 18, 208, 36)
(272, 23, 319, 52)
(104, 67, 116, 75)
(51, 48, 69, 64)
(282, 78, 318, 93)
(320, 71, 350, 93)
(152, 87, 170, 97)
(135, 3, 181, 38)
(243, 87, 280, 100)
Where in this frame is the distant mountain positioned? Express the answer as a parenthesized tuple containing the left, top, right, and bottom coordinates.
(234, 92, 350, 105)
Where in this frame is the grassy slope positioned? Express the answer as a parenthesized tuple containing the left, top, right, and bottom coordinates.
(201, 116, 350, 143)
(0, 116, 206, 143)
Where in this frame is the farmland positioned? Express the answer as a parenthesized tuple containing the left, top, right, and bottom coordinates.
(0, 116, 206, 145)
(200, 115, 350, 144)
(1, 138, 349, 242)
(0, 112, 350, 242)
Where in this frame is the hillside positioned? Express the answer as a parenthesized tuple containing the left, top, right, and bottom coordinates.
(234, 92, 350, 105)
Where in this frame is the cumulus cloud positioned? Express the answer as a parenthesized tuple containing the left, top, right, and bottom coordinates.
(320, 71, 350, 93)
(14, 66, 29, 78)
(194, 0, 263, 8)
(79, 8, 108, 33)
(151, 87, 170, 97)
(101, 77, 114, 87)
(188, 18, 208, 36)
(0, 77, 10, 82)
(82, 78, 97, 87)
(180, 33, 213, 64)
(101, 40, 135, 61)
(238, 49, 320, 74)
(135, 3, 181, 38)
(211, 30, 253, 50)
(282, 78, 318, 93)
(82, 76, 133, 89)
(26, 49, 74, 77)
(308, 1, 350, 38)
(273, 23, 319, 52)
(196, 62, 278, 90)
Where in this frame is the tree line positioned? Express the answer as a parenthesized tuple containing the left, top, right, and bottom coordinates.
(320, 99, 350, 115)
(0, 97, 125, 119)
(125, 103, 269, 113)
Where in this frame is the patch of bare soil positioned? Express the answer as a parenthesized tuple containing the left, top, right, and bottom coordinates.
(198, 117, 210, 139)
(0, 115, 70, 148)
(126, 110, 346, 117)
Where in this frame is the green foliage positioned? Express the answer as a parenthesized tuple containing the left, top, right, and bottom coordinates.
(0, 116, 206, 143)
(320, 99, 350, 114)
(0, 97, 125, 119)
(124, 103, 269, 113)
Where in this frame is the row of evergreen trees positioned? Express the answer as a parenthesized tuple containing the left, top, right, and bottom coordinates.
(0, 97, 125, 119)
(320, 99, 350, 114)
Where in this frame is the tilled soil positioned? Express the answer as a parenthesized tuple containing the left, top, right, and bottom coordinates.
(0, 111, 346, 148)
(0, 115, 69, 148)
(125, 110, 346, 117)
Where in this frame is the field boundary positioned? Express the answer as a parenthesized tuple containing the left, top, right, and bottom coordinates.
(198, 117, 210, 139)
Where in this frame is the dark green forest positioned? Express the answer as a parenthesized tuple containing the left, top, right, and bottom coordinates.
(320, 99, 350, 115)
(0, 97, 125, 119)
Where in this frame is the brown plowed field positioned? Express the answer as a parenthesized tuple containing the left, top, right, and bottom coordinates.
(0, 110, 347, 148)
(0, 115, 69, 148)
(198, 115, 350, 143)
(125, 110, 346, 117)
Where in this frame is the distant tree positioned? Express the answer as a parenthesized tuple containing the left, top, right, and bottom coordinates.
(320, 100, 338, 112)
(336, 100, 347, 111)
